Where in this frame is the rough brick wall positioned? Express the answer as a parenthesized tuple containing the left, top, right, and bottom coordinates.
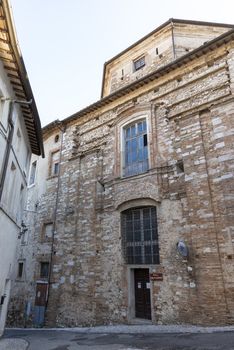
(7, 38, 234, 327)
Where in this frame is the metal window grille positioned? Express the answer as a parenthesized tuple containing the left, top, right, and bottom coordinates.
(121, 207, 159, 264)
(123, 119, 149, 177)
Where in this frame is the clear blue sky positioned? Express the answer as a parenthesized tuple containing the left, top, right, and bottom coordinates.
(10, 0, 234, 126)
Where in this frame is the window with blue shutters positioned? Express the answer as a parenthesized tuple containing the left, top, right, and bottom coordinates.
(123, 119, 149, 177)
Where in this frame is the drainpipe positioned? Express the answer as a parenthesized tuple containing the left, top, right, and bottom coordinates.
(0, 98, 33, 202)
(45, 121, 65, 318)
(171, 21, 176, 60)
(0, 101, 14, 202)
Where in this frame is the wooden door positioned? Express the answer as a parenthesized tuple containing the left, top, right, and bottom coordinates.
(34, 283, 48, 327)
(35, 283, 48, 306)
(134, 269, 151, 320)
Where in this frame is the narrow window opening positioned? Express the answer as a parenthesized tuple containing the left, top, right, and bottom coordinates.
(54, 134, 59, 143)
(24, 148, 30, 175)
(21, 229, 28, 245)
(54, 162, 59, 175)
(42, 222, 54, 241)
(40, 262, 49, 278)
(50, 150, 60, 176)
(18, 262, 24, 278)
(29, 160, 37, 185)
(156, 47, 159, 55)
(16, 127, 22, 152)
(11, 161, 16, 171)
(176, 160, 184, 173)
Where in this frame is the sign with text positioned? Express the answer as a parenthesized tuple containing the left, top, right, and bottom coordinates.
(150, 273, 163, 281)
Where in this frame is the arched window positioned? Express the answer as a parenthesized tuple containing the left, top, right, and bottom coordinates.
(121, 206, 159, 264)
(123, 119, 148, 177)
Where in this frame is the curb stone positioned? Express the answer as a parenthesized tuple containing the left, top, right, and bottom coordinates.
(0, 338, 28, 350)
(7, 325, 234, 334)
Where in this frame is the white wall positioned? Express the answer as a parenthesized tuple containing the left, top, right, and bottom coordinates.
(0, 57, 31, 336)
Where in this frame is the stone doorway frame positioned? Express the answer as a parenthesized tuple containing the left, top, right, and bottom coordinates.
(127, 266, 154, 323)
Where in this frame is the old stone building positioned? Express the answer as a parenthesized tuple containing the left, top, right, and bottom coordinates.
(8, 19, 234, 327)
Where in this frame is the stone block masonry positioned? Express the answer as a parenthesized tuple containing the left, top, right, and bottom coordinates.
(7, 20, 234, 327)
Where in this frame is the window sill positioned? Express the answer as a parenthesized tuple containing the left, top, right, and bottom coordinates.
(20, 242, 28, 246)
(122, 168, 150, 179)
(27, 183, 36, 189)
(37, 277, 49, 281)
(40, 239, 53, 244)
(134, 64, 145, 72)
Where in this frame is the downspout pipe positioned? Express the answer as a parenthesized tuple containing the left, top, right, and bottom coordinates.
(45, 121, 65, 319)
(0, 98, 34, 202)
(0, 101, 14, 202)
(171, 20, 176, 60)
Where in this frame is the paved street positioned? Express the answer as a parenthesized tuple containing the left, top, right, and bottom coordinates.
(2, 326, 234, 350)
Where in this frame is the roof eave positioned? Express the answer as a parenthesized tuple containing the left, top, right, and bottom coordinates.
(2, 0, 44, 157)
(58, 28, 234, 127)
(102, 18, 234, 71)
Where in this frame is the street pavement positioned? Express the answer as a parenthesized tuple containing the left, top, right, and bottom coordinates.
(2, 325, 234, 350)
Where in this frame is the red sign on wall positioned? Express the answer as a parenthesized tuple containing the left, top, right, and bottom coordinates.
(150, 273, 163, 281)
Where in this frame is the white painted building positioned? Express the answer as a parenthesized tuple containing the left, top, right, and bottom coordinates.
(0, 0, 43, 336)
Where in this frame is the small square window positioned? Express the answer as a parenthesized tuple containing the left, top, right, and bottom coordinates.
(133, 56, 145, 71)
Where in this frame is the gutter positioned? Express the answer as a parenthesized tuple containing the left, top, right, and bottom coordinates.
(100, 63, 107, 99)
(171, 20, 176, 60)
(0, 101, 14, 202)
(45, 121, 65, 319)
